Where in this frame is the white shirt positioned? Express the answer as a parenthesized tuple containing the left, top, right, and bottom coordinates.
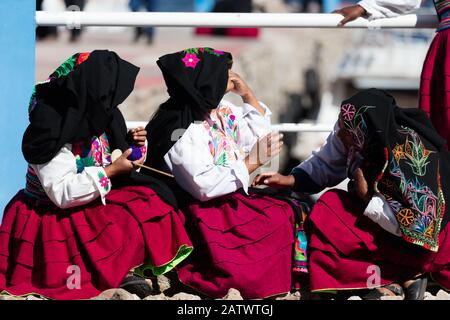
(295, 121, 401, 236)
(30, 140, 147, 209)
(164, 99, 272, 202)
(358, 0, 422, 20)
(30, 144, 112, 209)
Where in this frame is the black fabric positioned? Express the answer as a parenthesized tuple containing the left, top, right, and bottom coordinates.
(291, 167, 323, 194)
(22, 50, 139, 164)
(112, 170, 179, 210)
(213, 0, 253, 12)
(145, 48, 233, 171)
(340, 88, 449, 247)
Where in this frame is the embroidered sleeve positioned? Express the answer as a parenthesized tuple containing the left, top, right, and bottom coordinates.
(30, 145, 111, 209)
(164, 124, 250, 201)
(358, 0, 421, 20)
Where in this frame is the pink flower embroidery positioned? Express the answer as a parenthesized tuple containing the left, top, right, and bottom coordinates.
(99, 176, 109, 188)
(140, 146, 147, 156)
(182, 53, 200, 68)
(341, 104, 356, 121)
(213, 49, 224, 55)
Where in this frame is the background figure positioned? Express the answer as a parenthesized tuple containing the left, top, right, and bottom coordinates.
(129, 0, 155, 44)
(36, 0, 58, 40)
(64, 0, 86, 42)
(196, 0, 259, 38)
(284, 0, 323, 12)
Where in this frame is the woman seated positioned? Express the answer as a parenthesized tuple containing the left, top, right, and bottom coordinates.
(0, 50, 193, 299)
(253, 88, 450, 299)
(145, 48, 305, 299)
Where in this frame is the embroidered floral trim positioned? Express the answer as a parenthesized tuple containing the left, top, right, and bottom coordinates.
(182, 53, 200, 68)
(204, 105, 242, 166)
(73, 133, 112, 173)
(181, 47, 226, 69)
(98, 171, 110, 192)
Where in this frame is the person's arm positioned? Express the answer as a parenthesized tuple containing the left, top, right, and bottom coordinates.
(252, 121, 348, 193)
(31, 145, 113, 209)
(32, 145, 144, 209)
(334, 0, 421, 25)
(164, 125, 250, 201)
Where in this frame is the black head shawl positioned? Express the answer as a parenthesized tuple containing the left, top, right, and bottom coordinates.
(22, 50, 140, 164)
(145, 47, 233, 171)
(339, 88, 449, 252)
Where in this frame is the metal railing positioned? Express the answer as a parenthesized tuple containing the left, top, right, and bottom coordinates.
(36, 11, 437, 28)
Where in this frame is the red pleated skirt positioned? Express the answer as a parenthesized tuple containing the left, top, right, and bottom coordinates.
(308, 189, 450, 292)
(419, 28, 450, 146)
(0, 186, 193, 299)
(177, 192, 296, 299)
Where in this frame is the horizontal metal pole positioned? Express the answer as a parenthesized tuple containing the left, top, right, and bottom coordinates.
(126, 121, 334, 132)
(36, 11, 438, 28)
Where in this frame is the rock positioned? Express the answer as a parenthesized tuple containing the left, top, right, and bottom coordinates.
(156, 275, 171, 293)
(347, 296, 362, 300)
(0, 295, 25, 300)
(424, 292, 436, 300)
(436, 290, 450, 300)
(91, 288, 137, 300)
(144, 293, 168, 300)
(169, 293, 202, 300)
(25, 295, 45, 300)
(276, 291, 301, 300)
(222, 288, 243, 300)
(380, 295, 403, 300)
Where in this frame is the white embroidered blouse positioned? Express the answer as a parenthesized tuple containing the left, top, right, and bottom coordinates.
(357, 0, 422, 20)
(164, 99, 272, 202)
(28, 134, 147, 209)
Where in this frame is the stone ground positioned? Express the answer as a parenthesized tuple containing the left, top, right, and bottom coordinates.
(1, 273, 450, 300)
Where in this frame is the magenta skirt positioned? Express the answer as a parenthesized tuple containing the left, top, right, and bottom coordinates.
(0, 186, 193, 299)
(419, 28, 450, 146)
(308, 189, 450, 292)
(177, 192, 296, 299)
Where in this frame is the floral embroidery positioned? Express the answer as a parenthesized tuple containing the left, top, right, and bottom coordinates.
(182, 53, 200, 69)
(204, 105, 242, 166)
(399, 127, 435, 176)
(73, 133, 112, 173)
(98, 171, 110, 192)
(28, 52, 90, 114)
(340, 103, 356, 121)
(340, 103, 445, 251)
(392, 143, 406, 163)
(181, 47, 226, 69)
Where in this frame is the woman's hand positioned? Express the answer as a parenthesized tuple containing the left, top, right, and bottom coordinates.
(353, 167, 372, 204)
(228, 71, 265, 115)
(333, 5, 368, 26)
(245, 132, 283, 174)
(252, 172, 295, 189)
(105, 148, 145, 178)
(128, 127, 147, 147)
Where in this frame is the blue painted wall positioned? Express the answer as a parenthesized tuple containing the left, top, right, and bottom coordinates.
(0, 1, 35, 219)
